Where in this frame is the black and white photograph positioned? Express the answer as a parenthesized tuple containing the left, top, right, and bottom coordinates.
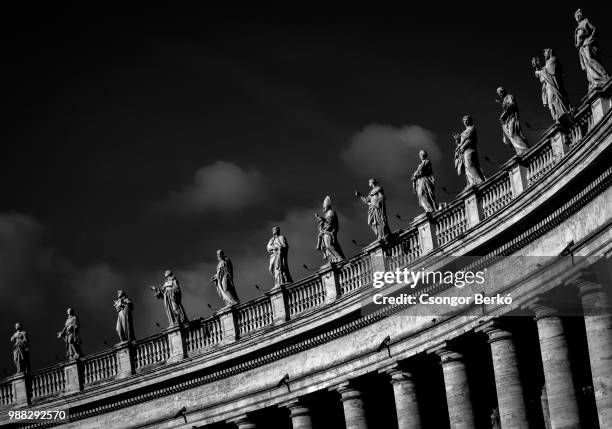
(1, 4, 612, 428)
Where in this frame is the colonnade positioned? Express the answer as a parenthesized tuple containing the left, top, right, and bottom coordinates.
(224, 270, 612, 429)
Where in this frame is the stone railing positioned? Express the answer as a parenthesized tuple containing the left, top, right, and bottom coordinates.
(435, 200, 468, 246)
(1, 83, 609, 409)
(387, 227, 421, 271)
(236, 296, 273, 336)
(186, 316, 223, 354)
(31, 366, 66, 399)
(481, 171, 514, 220)
(82, 350, 118, 386)
(286, 275, 326, 317)
(0, 381, 13, 406)
(337, 254, 374, 295)
(134, 334, 170, 370)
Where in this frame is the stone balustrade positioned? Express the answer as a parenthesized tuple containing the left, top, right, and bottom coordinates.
(1, 84, 609, 411)
(82, 350, 118, 386)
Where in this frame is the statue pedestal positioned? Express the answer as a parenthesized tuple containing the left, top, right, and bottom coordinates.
(63, 359, 82, 393)
(268, 285, 289, 325)
(114, 341, 134, 379)
(415, 213, 437, 254)
(165, 325, 186, 363)
(7, 373, 30, 406)
(219, 306, 238, 344)
(321, 263, 339, 304)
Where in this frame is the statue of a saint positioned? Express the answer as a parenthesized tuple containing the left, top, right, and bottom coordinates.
(315, 196, 346, 263)
(10, 323, 30, 374)
(267, 226, 292, 287)
(574, 9, 610, 90)
(490, 407, 501, 429)
(497, 87, 530, 156)
(150, 270, 189, 326)
(355, 178, 392, 241)
(114, 290, 135, 342)
(453, 115, 486, 189)
(211, 250, 240, 307)
(57, 308, 82, 360)
(532, 49, 571, 122)
(412, 150, 437, 213)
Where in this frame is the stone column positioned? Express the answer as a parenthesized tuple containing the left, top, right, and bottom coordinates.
(379, 364, 421, 429)
(570, 272, 612, 428)
(530, 301, 581, 429)
(228, 414, 256, 429)
(476, 321, 528, 429)
(429, 344, 475, 429)
(334, 381, 368, 429)
(282, 398, 313, 429)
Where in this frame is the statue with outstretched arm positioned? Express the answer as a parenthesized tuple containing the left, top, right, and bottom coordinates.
(150, 270, 188, 326)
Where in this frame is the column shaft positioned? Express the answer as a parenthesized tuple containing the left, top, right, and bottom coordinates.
(437, 349, 476, 429)
(336, 382, 368, 429)
(484, 327, 529, 429)
(534, 306, 581, 429)
(578, 281, 612, 428)
(284, 400, 313, 429)
(389, 370, 421, 429)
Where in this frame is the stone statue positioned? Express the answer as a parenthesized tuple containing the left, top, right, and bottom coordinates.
(267, 226, 292, 287)
(453, 115, 486, 189)
(211, 250, 240, 307)
(114, 290, 135, 342)
(150, 270, 189, 326)
(10, 323, 30, 374)
(354, 178, 391, 241)
(497, 87, 530, 156)
(532, 49, 571, 122)
(315, 196, 346, 263)
(57, 308, 82, 360)
(490, 407, 501, 429)
(574, 9, 610, 90)
(412, 150, 437, 213)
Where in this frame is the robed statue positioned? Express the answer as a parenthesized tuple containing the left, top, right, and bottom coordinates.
(412, 150, 437, 213)
(150, 270, 189, 326)
(114, 290, 135, 342)
(57, 308, 82, 360)
(211, 250, 240, 307)
(267, 226, 293, 287)
(354, 178, 391, 241)
(574, 9, 609, 90)
(532, 49, 571, 122)
(10, 322, 30, 374)
(315, 196, 346, 263)
(497, 87, 529, 156)
(453, 115, 486, 189)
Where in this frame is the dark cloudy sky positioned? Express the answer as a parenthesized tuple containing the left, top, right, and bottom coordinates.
(1, 4, 611, 372)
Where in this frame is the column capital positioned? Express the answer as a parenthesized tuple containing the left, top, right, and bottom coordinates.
(521, 297, 559, 320)
(228, 414, 255, 429)
(331, 381, 362, 401)
(475, 319, 513, 344)
(378, 363, 413, 384)
(565, 268, 604, 294)
(427, 342, 464, 364)
(279, 398, 311, 418)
